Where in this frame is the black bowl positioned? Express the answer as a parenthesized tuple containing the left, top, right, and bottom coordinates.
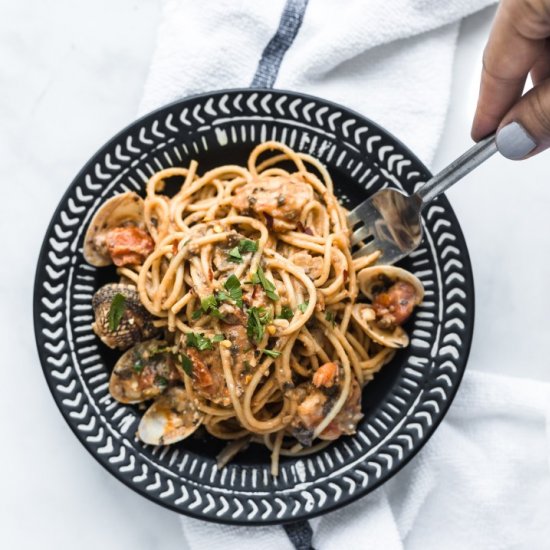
(34, 89, 474, 525)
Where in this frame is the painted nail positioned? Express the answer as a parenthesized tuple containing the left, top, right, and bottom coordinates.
(496, 121, 537, 160)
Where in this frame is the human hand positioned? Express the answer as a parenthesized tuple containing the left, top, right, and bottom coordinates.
(472, 0, 550, 159)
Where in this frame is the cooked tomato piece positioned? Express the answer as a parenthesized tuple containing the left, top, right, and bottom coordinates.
(105, 226, 154, 266)
(187, 348, 214, 388)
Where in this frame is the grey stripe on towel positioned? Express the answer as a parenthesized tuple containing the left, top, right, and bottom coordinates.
(250, 0, 309, 88)
(251, 2, 313, 548)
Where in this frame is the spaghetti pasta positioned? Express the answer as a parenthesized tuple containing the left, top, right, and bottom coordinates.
(84, 141, 424, 475)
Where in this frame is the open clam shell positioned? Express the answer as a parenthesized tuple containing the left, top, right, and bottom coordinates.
(84, 192, 145, 266)
(138, 387, 204, 445)
(354, 266, 424, 349)
(351, 303, 409, 348)
(109, 339, 177, 404)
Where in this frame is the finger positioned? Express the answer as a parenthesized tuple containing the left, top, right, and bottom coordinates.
(531, 38, 550, 85)
(496, 77, 550, 159)
(471, 0, 549, 141)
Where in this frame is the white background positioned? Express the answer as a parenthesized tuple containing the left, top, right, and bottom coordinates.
(1, 2, 549, 549)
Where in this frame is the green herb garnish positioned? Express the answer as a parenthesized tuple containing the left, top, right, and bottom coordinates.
(201, 294, 218, 312)
(198, 276, 244, 321)
(277, 305, 294, 320)
(251, 266, 279, 301)
(191, 309, 202, 320)
(108, 293, 126, 331)
(247, 306, 272, 343)
(227, 239, 258, 263)
(325, 310, 336, 325)
(200, 294, 221, 318)
(154, 375, 168, 387)
(223, 274, 243, 307)
(186, 332, 216, 351)
(133, 359, 144, 373)
(239, 239, 258, 253)
(228, 246, 243, 263)
(212, 334, 225, 343)
(178, 353, 193, 376)
(261, 349, 281, 359)
(297, 301, 309, 313)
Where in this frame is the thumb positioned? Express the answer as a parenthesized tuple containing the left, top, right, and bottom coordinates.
(496, 78, 550, 160)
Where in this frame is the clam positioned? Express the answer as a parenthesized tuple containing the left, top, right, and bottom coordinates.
(83, 192, 146, 267)
(357, 265, 424, 302)
(138, 387, 204, 445)
(109, 339, 179, 404)
(351, 303, 409, 348)
(92, 283, 158, 349)
(353, 266, 424, 349)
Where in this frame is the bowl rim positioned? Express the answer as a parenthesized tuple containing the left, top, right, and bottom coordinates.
(33, 87, 475, 525)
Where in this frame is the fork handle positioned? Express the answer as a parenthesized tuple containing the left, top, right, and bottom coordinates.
(415, 133, 498, 205)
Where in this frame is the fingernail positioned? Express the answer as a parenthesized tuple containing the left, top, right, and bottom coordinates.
(496, 121, 536, 160)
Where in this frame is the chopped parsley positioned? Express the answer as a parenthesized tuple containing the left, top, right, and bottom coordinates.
(276, 305, 294, 320)
(133, 358, 144, 373)
(186, 332, 225, 351)
(186, 332, 215, 351)
(250, 266, 279, 301)
(261, 349, 281, 359)
(228, 246, 242, 263)
(247, 306, 272, 343)
(222, 274, 243, 307)
(201, 294, 218, 312)
(239, 239, 258, 253)
(178, 352, 194, 376)
(297, 301, 309, 313)
(154, 375, 168, 387)
(227, 239, 258, 263)
(200, 294, 221, 318)
(198, 275, 243, 320)
(108, 293, 126, 331)
(191, 309, 202, 320)
(325, 310, 336, 326)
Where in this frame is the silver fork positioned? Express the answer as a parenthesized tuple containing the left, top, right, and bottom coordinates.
(349, 134, 498, 264)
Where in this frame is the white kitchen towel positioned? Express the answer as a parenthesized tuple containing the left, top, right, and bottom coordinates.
(180, 370, 550, 550)
(137, 1, 550, 548)
(140, 0, 496, 165)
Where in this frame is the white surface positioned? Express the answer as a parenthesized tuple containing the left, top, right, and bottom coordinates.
(1, 2, 550, 549)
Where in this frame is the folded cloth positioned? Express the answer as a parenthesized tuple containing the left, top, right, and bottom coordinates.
(139, 1, 550, 548)
(180, 370, 550, 550)
(140, 0, 496, 165)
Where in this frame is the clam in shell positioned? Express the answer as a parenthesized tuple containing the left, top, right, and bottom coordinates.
(92, 283, 158, 350)
(83, 192, 145, 267)
(138, 387, 204, 445)
(354, 265, 424, 349)
(109, 339, 179, 404)
(351, 303, 409, 348)
(357, 265, 424, 302)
